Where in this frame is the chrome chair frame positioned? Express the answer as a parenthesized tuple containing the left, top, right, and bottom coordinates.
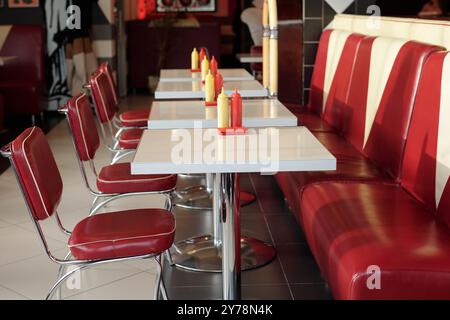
(0, 145, 169, 300)
(83, 83, 145, 164)
(59, 107, 176, 217)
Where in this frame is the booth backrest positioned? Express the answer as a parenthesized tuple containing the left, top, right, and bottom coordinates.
(345, 38, 440, 179)
(401, 51, 450, 227)
(331, 14, 450, 50)
(0, 25, 45, 83)
(309, 23, 441, 180)
(308, 29, 365, 116)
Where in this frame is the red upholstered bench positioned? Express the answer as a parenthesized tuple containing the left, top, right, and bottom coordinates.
(0, 94, 3, 131)
(301, 51, 450, 299)
(0, 25, 45, 120)
(277, 29, 440, 223)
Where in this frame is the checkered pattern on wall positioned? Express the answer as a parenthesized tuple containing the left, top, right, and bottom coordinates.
(302, 0, 376, 104)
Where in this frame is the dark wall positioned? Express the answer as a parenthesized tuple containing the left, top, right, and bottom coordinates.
(376, 0, 427, 16)
(0, 1, 45, 25)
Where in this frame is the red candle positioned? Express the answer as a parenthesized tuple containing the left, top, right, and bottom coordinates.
(215, 72, 223, 100)
(231, 88, 243, 128)
(210, 56, 218, 76)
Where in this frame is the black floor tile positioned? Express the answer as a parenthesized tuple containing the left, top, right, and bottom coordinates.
(266, 214, 306, 244)
(242, 284, 292, 300)
(163, 264, 222, 288)
(242, 259, 287, 286)
(290, 283, 332, 300)
(241, 212, 272, 243)
(167, 286, 222, 300)
(173, 209, 213, 242)
(277, 244, 325, 284)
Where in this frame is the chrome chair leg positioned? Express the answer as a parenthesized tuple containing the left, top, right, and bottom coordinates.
(47, 265, 86, 300)
(111, 150, 135, 164)
(154, 255, 164, 300)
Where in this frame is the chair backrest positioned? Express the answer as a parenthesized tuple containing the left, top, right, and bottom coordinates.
(9, 127, 63, 221)
(89, 70, 117, 124)
(66, 93, 101, 161)
(99, 62, 119, 107)
(342, 37, 441, 180)
(401, 51, 450, 227)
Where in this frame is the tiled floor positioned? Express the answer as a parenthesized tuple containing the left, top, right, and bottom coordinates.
(0, 95, 331, 300)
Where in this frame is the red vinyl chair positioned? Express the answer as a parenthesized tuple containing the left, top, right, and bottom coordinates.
(0, 127, 175, 300)
(85, 70, 143, 164)
(98, 62, 150, 128)
(59, 93, 177, 217)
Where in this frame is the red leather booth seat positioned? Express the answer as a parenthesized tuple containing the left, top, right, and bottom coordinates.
(277, 29, 440, 223)
(275, 28, 450, 298)
(301, 52, 450, 299)
(0, 25, 45, 117)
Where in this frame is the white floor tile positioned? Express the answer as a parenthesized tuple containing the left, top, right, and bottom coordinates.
(0, 285, 28, 300)
(0, 250, 145, 300)
(67, 272, 158, 300)
(0, 225, 66, 266)
(0, 194, 30, 225)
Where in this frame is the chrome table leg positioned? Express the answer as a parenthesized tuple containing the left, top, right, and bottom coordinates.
(222, 173, 241, 300)
(170, 173, 276, 273)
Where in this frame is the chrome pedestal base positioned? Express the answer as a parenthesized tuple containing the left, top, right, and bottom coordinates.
(174, 189, 212, 210)
(170, 235, 276, 273)
(174, 190, 257, 210)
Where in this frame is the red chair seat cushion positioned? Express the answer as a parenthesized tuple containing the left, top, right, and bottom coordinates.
(97, 162, 177, 194)
(69, 208, 175, 260)
(119, 108, 150, 127)
(301, 181, 450, 300)
(119, 129, 143, 149)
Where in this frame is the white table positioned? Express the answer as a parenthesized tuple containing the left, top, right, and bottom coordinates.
(160, 68, 254, 82)
(0, 56, 17, 66)
(148, 99, 297, 129)
(131, 127, 336, 300)
(236, 53, 263, 64)
(154, 80, 268, 100)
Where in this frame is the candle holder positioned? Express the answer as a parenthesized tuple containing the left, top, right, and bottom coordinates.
(204, 101, 217, 107)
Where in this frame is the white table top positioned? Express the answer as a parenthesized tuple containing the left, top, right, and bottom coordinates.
(148, 99, 297, 129)
(155, 80, 268, 100)
(131, 127, 336, 175)
(236, 53, 263, 64)
(0, 56, 17, 66)
(160, 68, 254, 82)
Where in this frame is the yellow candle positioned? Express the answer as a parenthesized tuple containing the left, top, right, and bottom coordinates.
(205, 70, 215, 102)
(201, 56, 210, 82)
(217, 88, 229, 129)
(191, 48, 199, 70)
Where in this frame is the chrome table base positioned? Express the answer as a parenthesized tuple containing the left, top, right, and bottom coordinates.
(174, 190, 257, 210)
(174, 173, 256, 210)
(170, 235, 276, 273)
